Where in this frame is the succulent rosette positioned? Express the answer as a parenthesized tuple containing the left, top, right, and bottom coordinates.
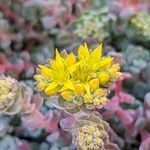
(127, 11, 150, 47)
(123, 45, 150, 74)
(0, 76, 32, 115)
(0, 76, 22, 115)
(72, 114, 110, 150)
(73, 9, 110, 42)
(35, 43, 121, 114)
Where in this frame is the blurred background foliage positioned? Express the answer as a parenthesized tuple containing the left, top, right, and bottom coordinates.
(0, 0, 150, 150)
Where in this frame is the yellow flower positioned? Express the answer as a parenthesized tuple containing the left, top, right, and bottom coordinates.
(74, 84, 85, 95)
(84, 93, 93, 103)
(61, 91, 74, 101)
(34, 75, 48, 91)
(73, 43, 120, 95)
(94, 88, 107, 97)
(35, 43, 121, 110)
(35, 49, 78, 96)
(98, 72, 109, 84)
(89, 78, 99, 90)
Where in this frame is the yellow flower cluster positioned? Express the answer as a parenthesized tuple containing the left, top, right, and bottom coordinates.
(73, 122, 108, 150)
(35, 43, 121, 108)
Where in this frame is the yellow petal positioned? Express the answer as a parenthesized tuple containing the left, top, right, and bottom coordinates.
(84, 93, 93, 103)
(99, 57, 113, 68)
(116, 72, 123, 78)
(94, 89, 107, 97)
(89, 78, 99, 90)
(100, 97, 109, 104)
(88, 126, 95, 132)
(111, 64, 120, 70)
(85, 135, 92, 143)
(98, 72, 109, 84)
(91, 43, 102, 59)
(95, 138, 103, 145)
(82, 82, 90, 95)
(78, 43, 89, 59)
(39, 65, 53, 77)
(93, 97, 100, 105)
(68, 61, 80, 73)
(34, 74, 43, 81)
(66, 53, 76, 66)
(45, 82, 58, 94)
(108, 64, 120, 76)
(48, 59, 54, 66)
(37, 83, 47, 90)
(59, 80, 75, 92)
(61, 91, 74, 101)
(55, 49, 63, 66)
(74, 83, 85, 94)
(59, 86, 68, 92)
(45, 88, 58, 96)
(63, 80, 75, 91)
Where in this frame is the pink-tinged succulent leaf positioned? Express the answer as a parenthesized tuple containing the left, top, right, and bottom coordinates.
(108, 51, 124, 67)
(22, 109, 59, 132)
(139, 137, 150, 150)
(141, 130, 150, 141)
(0, 66, 5, 74)
(21, 94, 60, 132)
(105, 143, 121, 150)
(121, 72, 132, 80)
(109, 127, 121, 142)
(127, 106, 144, 133)
(126, 123, 137, 136)
(144, 92, 150, 109)
(16, 139, 32, 150)
(119, 92, 134, 103)
(45, 110, 60, 130)
(20, 51, 35, 77)
(110, 0, 140, 19)
(10, 59, 24, 76)
(21, 92, 35, 114)
(105, 96, 119, 111)
(102, 110, 114, 121)
(104, 72, 138, 133)
(0, 52, 24, 76)
(31, 94, 43, 109)
(42, 16, 58, 30)
(60, 116, 76, 131)
(46, 131, 60, 142)
(0, 52, 10, 74)
(116, 107, 133, 125)
(120, 0, 140, 8)
(135, 106, 144, 119)
(51, 96, 64, 110)
(0, 51, 33, 78)
(145, 110, 150, 119)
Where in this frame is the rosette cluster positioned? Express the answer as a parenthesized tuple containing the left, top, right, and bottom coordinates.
(73, 9, 109, 42)
(124, 45, 150, 74)
(0, 76, 33, 115)
(0, 76, 22, 115)
(72, 115, 109, 150)
(35, 43, 121, 113)
(127, 11, 150, 46)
